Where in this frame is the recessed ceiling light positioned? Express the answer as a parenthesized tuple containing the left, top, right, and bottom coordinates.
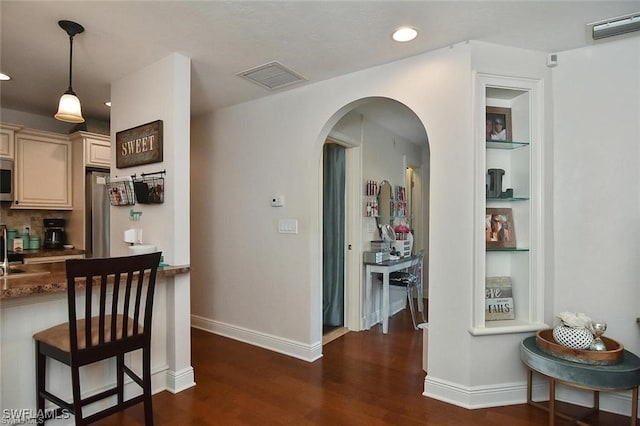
(392, 27, 418, 42)
(0, 72, 11, 81)
(104, 101, 111, 107)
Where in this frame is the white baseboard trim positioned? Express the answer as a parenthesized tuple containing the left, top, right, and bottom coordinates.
(425, 375, 638, 417)
(424, 375, 526, 409)
(191, 314, 323, 362)
(165, 367, 196, 394)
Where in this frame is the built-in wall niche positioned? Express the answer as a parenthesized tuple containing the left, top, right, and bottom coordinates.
(471, 73, 546, 336)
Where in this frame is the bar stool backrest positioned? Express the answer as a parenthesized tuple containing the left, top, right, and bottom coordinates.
(65, 252, 161, 363)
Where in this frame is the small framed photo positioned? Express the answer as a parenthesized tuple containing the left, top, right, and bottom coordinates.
(486, 106, 512, 142)
(485, 208, 516, 249)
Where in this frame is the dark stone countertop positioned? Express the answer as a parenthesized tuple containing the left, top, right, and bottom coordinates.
(0, 261, 190, 301)
(17, 248, 86, 258)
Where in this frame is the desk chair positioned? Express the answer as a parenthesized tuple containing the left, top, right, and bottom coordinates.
(389, 251, 426, 330)
(33, 252, 161, 425)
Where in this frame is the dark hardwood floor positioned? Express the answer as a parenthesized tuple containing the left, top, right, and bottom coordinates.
(94, 306, 631, 425)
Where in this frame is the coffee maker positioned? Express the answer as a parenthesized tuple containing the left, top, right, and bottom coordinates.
(43, 218, 66, 249)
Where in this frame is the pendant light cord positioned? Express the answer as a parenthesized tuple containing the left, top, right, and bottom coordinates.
(67, 34, 74, 93)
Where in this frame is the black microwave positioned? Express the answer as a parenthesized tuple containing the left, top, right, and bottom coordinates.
(0, 158, 13, 202)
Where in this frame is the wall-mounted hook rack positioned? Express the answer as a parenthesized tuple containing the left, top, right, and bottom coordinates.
(132, 170, 166, 204)
(129, 209, 143, 221)
(106, 176, 136, 206)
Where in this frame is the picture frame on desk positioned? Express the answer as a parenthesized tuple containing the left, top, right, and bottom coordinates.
(486, 106, 512, 142)
(485, 207, 516, 249)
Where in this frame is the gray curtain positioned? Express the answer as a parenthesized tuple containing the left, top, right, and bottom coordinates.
(323, 143, 345, 326)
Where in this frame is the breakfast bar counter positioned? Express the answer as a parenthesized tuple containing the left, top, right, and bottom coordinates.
(0, 260, 194, 423)
(0, 261, 191, 300)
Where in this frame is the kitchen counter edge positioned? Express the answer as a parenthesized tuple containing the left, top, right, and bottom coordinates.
(0, 263, 191, 301)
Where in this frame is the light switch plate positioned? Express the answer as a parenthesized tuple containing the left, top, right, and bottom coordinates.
(278, 218, 298, 234)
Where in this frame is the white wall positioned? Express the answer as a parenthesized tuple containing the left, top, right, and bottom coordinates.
(190, 36, 640, 414)
(111, 52, 194, 392)
(551, 36, 640, 412)
(110, 53, 190, 265)
(190, 42, 474, 374)
(440, 42, 554, 405)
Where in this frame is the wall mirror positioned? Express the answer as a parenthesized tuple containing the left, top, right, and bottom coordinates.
(377, 180, 393, 227)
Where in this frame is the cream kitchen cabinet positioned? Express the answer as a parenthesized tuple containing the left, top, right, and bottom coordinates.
(67, 131, 110, 251)
(70, 131, 111, 168)
(13, 129, 73, 209)
(0, 123, 21, 159)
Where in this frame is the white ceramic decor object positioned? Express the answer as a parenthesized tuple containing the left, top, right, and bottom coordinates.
(552, 325, 594, 350)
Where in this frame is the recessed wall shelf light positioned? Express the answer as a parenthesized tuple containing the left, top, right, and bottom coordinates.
(105, 101, 111, 107)
(0, 73, 11, 81)
(392, 27, 418, 42)
(590, 12, 640, 40)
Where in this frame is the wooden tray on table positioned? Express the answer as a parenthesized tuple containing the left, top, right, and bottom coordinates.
(535, 329, 624, 365)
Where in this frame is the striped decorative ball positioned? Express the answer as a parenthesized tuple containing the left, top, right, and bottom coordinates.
(552, 325, 594, 350)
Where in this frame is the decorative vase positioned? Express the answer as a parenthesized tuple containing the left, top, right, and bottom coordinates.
(552, 324, 594, 350)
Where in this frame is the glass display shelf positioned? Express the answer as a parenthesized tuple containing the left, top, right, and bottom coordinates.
(486, 247, 530, 252)
(486, 140, 529, 149)
(486, 196, 530, 201)
(469, 320, 548, 336)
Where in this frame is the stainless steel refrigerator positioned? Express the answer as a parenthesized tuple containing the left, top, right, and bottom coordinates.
(85, 168, 110, 258)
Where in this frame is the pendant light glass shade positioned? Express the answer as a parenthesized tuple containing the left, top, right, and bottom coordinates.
(55, 91, 84, 123)
(55, 20, 85, 123)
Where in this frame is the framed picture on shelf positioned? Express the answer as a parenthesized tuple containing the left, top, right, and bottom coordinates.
(486, 106, 512, 142)
(485, 208, 516, 249)
(485, 276, 515, 320)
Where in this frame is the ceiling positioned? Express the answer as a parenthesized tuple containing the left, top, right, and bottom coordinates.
(1, 1, 638, 144)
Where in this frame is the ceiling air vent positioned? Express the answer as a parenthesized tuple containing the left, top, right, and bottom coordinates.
(237, 61, 307, 90)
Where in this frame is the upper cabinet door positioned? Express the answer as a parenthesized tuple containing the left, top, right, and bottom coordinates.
(86, 137, 111, 168)
(0, 124, 21, 159)
(14, 129, 73, 209)
(70, 131, 111, 168)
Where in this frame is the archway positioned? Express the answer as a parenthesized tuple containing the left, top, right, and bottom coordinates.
(318, 96, 430, 345)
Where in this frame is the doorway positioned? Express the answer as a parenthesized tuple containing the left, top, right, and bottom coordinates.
(322, 142, 346, 336)
(322, 138, 360, 344)
(319, 97, 429, 346)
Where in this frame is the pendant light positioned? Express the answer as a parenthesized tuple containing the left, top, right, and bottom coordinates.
(55, 20, 85, 123)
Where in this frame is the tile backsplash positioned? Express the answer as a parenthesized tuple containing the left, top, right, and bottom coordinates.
(0, 204, 71, 239)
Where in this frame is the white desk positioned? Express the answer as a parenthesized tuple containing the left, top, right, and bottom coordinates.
(364, 254, 421, 334)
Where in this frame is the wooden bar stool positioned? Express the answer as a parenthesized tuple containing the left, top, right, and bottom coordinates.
(33, 252, 161, 425)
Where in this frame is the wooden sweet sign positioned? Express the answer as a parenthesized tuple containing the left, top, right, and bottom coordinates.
(116, 120, 163, 168)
